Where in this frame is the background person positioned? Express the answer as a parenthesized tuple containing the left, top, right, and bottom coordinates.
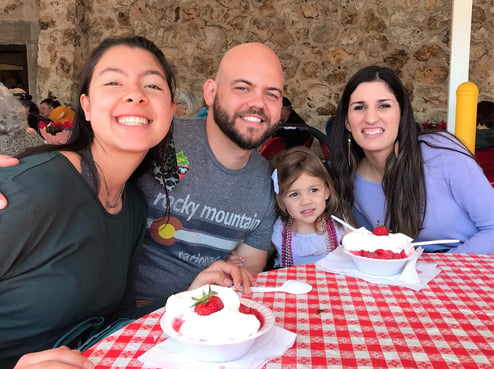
(0, 83, 44, 156)
(191, 99, 208, 117)
(328, 66, 494, 254)
(174, 87, 202, 117)
(10, 88, 46, 133)
(39, 97, 61, 119)
(476, 100, 494, 147)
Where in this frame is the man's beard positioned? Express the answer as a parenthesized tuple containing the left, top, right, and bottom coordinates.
(212, 94, 278, 150)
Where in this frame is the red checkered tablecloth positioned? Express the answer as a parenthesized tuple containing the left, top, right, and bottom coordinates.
(84, 253, 494, 368)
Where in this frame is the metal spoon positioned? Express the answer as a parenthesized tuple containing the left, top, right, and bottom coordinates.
(250, 280, 312, 295)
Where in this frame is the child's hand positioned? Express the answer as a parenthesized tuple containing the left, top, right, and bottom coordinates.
(225, 250, 246, 267)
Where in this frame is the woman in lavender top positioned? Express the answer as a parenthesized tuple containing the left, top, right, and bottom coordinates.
(328, 66, 493, 253)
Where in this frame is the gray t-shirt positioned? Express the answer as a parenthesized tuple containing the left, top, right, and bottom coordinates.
(135, 117, 276, 301)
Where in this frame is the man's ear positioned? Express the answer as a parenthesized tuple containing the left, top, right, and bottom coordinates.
(203, 79, 216, 107)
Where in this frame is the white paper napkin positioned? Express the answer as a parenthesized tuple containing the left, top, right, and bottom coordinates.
(138, 325, 296, 369)
(315, 246, 440, 291)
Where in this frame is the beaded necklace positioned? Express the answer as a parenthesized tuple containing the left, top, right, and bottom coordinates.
(280, 216, 338, 268)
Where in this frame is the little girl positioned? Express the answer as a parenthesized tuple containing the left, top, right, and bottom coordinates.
(271, 146, 345, 267)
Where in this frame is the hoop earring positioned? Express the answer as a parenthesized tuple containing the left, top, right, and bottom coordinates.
(347, 135, 352, 167)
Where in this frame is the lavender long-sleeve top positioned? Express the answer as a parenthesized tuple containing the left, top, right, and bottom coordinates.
(353, 133, 494, 253)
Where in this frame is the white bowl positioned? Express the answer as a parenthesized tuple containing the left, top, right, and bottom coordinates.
(343, 248, 415, 276)
(160, 298, 274, 362)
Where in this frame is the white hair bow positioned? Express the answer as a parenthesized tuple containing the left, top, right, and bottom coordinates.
(271, 169, 279, 194)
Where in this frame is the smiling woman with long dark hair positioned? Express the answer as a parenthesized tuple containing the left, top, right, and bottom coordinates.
(0, 35, 177, 368)
(328, 65, 494, 253)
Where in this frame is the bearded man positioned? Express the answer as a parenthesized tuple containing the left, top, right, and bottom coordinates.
(134, 43, 285, 303)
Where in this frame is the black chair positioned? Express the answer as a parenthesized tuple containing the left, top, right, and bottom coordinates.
(260, 124, 330, 160)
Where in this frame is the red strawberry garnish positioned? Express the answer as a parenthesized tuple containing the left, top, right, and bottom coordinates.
(354, 248, 408, 260)
(191, 286, 225, 316)
(172, 318, 184, 332)
(239, 303, 253, 315)
(372, 221, 389, 236)
(239, 303, 265, 330)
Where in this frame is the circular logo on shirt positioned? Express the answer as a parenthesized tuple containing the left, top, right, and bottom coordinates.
(150, 216, 183, 246)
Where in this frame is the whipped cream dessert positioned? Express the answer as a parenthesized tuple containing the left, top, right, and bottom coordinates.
(164, 285, 261, 343)
(342, 227, 414, 257)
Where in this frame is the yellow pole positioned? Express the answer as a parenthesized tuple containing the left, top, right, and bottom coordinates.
(455, 81, 478, 153)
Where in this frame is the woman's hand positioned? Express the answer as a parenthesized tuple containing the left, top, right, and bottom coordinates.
(188, 260, 256, 295)
(0, 155, 19, 209)
(14, 347, 94, 369)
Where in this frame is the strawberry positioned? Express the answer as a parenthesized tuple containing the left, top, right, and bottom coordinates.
(172, 318, 184, 332)
(375, 249, 393, 259)
(239, 303, 265, 330)
(191, 286, 224, 316)
(239, 303, 254, 315)
(357, 248, 407, 260)
(372, 221, 389, 236)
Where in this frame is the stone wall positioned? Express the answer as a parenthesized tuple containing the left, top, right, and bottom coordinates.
(0, 0, 40, 97)
(37, 0, 83, 107)
(2, 0, 493, 132)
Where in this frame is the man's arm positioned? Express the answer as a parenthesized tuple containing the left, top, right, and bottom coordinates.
(0, 155, 19, 209)
(233, 242, 268, 275)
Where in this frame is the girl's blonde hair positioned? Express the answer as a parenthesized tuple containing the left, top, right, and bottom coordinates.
(272, 146, 338, 222)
